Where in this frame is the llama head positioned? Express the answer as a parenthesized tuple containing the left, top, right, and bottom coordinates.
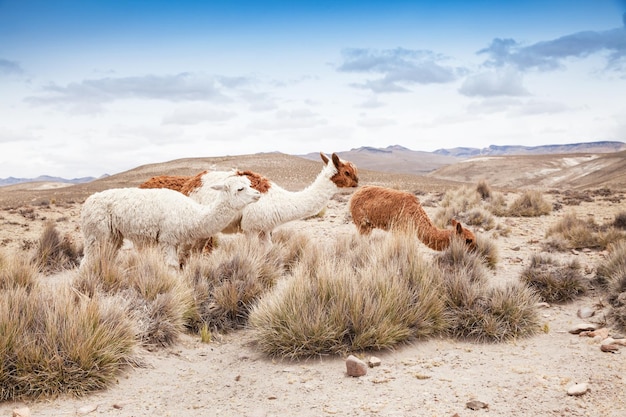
(211, 175, 261, 209)
(450, 219, 477, 251)
(320, 152, 359, 188)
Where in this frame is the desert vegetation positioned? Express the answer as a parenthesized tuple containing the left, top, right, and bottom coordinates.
(2, 171, 626, 411)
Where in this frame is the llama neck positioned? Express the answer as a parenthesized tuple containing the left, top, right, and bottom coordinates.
(417, 225, 453, 251)
(409, 208, 453, 251)
(281, 165, 338, 220)
(191, 198, 240, 239)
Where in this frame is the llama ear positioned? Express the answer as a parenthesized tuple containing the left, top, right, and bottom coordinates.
(331, 153, 341, 168)
(454, 221, 464, 235)
(320, 152, 329, 164)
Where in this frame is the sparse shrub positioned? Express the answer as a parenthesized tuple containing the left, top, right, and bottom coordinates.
(506, 191, 552, 217)
(249, 234, 448, 358)
(0, 284, 137, 401)
(613, 212, 626, 230)
(31, 222, 81, 274)
(0, 251, 38, 291)
(486, 192, 509, 217)
(476, 180, 492, 200)
(541, 235, 569, 252)
(443, 270, 539, 342)
(594, 241, 626, 331)
(520, 254, 586, 303)
(184, 235, 282, 332)
(546, 212, 625, 250)
(75, 246, 195, 347)
(436, 186, 482, 227)
(463, 207, 496, 230)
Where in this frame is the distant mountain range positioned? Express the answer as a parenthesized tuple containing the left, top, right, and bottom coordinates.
(3, 141, 624, 187)
(0, 175, 101, 187)
(433, 141, 626, 158)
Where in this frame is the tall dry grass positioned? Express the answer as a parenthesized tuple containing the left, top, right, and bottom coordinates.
(76, 246, 196, 347)
(545, 212, 625, 251)
(31, 222, 81, 274)
(249, 233, 449, 358)
(183, 235, 283, 332)
(594, 241, 626, 330)
(0, 257, 137, 401)
(520, 254, 586, 303)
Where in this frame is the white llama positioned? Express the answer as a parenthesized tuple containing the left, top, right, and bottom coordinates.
(80, 175, 261, 269)
(140, 152, 359, 245)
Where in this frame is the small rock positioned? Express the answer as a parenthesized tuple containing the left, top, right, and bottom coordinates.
(536, 302, 551, 309)
(600, 343, 620, 353)
(346, 355, 368, 377)
(368, 356, 382, 368)
(577, 307, 595, 319)
(567, 383, 589, 396)
(12, 407, 30, 417)
(589, 328, 610, 339)
(568, 323, 598, 334)
(466, 400, 488, 410)
(571, 249, 580, 255)
(77, 404, 98, 415)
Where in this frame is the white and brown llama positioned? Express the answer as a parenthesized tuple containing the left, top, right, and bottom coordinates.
(349, 185, 476, 251)
(139, 152, 359, 245)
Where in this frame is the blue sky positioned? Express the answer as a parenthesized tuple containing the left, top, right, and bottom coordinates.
(1, 0, 625, 178)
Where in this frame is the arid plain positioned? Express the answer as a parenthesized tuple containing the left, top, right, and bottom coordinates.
(1, 150, 626, 417)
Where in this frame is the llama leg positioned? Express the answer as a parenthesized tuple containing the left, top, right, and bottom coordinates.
(162, 244, 181, 269)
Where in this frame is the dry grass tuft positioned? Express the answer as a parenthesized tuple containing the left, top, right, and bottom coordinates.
(545, 212, 625, 250)
(0, 282, 137, 401)
(506, 191, 552, 217)
(520, 254, 586, 303)
(184, 235, 282, 332)
(476, 180, 492, 200)
(0, 252, 38, 291)
(31, 222, 81, 274)
(249, 234, 448, 358)
(594, 241, 626, 331)
(76, 246, 195, 347)
(614, 212, 626, 230)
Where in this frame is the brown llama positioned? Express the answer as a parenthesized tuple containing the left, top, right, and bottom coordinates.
(349, 185, 476, 251)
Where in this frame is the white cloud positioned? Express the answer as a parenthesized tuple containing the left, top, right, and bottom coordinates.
(162, 105, 237, 125)
(459, 68, 530, 97)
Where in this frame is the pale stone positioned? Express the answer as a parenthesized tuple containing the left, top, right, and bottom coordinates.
(368, 356, 382, 368)
(568, 323, 598, 334)
(567, 383, 589, 396)
(12, 407, 31, 417)
(576, 307, 595, 319)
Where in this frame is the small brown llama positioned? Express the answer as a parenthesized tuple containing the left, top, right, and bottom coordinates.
(349, 185, 476, 251)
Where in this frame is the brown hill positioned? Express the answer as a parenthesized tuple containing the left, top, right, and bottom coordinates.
(0, 152, 461, 208)
(428, 150, 626, 190)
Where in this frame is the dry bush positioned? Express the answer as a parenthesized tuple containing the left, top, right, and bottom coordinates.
(184, 235, 283, 332)
(0, 284, 137, 401)
(506, 191, 552, 217)
(594, 241, 626, 331)
(441, 264, 539, 342)
(249, 234, 448, 358)
(76, 246, 195, 347)
(435, 186, 482, 227)
(463, 207, 496, 231)
(613, 212, 626, 230)
(476, 180, 492, 200)
(520, 254, 586, 303)
(0, 251, 38, 291)
(546, 212, 625, 250)
(435, 239, 539, 342)
(486, 192, 509, 217)
(31, 222, 81, 274)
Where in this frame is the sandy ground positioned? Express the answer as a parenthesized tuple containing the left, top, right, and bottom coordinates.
(1, 190, 626, 417)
